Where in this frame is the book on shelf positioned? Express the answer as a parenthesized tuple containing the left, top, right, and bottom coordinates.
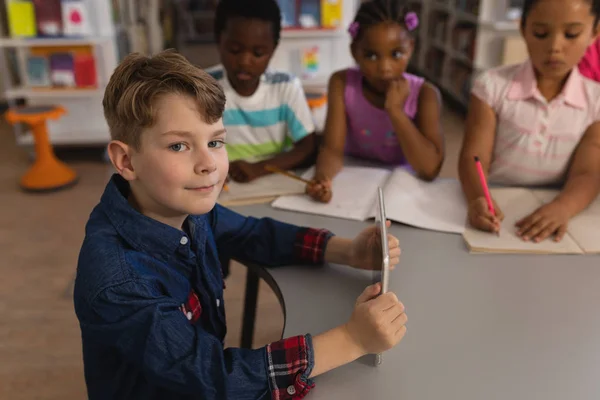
(7, 0, 37, 38)
(49, 53, 75, 87)
(33, 0, 63, 37)
(74, 54, 97, 87)
(26, 56, 51, 87)
(61, 0, 92, 37)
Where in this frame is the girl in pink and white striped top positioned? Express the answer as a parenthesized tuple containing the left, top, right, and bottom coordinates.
(459, 0, 600, 243)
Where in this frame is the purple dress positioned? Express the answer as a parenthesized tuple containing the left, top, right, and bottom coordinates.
(343, 67, 425, 165)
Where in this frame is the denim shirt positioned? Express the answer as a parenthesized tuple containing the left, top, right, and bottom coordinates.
(74, 174, 334, 399)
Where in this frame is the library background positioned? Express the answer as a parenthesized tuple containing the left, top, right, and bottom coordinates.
(0, 0, 525, 147)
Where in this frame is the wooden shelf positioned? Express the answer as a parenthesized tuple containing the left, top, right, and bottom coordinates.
(16, 129, 110, 146)
(0, 37, 113, 48)
(281, 28, 345, 39)
(5, 87, 105, 99)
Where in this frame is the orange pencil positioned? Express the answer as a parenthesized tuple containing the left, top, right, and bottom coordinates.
(264, 165, 312, 185)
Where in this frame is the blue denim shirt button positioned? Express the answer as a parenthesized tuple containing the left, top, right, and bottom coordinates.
(179, 236, 189, 245)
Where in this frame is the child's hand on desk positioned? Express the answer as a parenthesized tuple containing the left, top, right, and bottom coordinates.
(229, 161, 263, 183)
(515, 201, 570, 242)
(468, 196, 504, 233)
(345, 283, 407, 354)
(349, 221, 401, 270)
(305, 178, 332, 203)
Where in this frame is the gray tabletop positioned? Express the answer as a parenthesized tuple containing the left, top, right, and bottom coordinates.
(233, 204, 600, 400)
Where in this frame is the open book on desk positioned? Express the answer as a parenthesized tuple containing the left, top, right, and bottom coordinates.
(271, 166, 468, 234)
(463, 188, 600, 254)
(218, 173, 306, 207)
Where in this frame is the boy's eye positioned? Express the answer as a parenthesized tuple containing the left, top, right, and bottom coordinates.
(208, 140, 225, 149)
(227, 46, 242, 54)
(392, 50, 404, 59)
(533, 31, 548, 39)
(169, 143, 188, 152)
(365, 52, 377, 61)
(253, 51, 265, 57)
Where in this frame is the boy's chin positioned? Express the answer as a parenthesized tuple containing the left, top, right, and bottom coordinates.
(184, 201, 217, 216)
(175, 197, 218, 216)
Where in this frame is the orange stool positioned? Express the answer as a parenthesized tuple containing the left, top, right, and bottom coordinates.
(5, 105, 78, 192)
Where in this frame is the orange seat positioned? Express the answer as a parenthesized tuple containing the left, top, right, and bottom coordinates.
(5, 105, 78, 192)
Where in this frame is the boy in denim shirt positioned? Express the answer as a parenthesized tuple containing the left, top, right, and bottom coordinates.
(74, 50, 407, 400)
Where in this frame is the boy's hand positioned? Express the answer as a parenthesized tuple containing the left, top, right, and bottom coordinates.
(306, 178, 333, 203)
(468, 196, 504, 233)
(384, 78, 410, 113)
(345, 283, 407, 355)
(229, 160, 263, 183)
(515, 200, 570, 242)
(349, 221, 401, 270)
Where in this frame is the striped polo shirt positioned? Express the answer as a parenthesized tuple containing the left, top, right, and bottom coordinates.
(472, 61, 600, 186)
(206, 65, 315, 162)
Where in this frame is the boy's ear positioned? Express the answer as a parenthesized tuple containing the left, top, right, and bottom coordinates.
(107, 140, 137, 181)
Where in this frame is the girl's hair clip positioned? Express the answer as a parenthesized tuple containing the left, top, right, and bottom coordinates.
(404, 12, 419, 31)
(348, 21, 360, 39)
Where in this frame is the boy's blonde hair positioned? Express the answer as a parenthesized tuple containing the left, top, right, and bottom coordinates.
(103, 49, 226, 150)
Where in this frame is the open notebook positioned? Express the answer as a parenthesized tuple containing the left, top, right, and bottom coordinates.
(463, 188, 600, 254)
(218, 173, 305, 207)
(271, 166, 468, 234)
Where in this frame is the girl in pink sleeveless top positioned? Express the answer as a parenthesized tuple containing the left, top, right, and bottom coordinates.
(307, 0, 444, 203)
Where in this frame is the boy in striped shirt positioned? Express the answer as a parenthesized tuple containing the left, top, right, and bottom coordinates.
(207, 0, 317, 183)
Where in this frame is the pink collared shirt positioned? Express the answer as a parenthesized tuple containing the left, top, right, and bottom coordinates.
(471, 61, 600, 186)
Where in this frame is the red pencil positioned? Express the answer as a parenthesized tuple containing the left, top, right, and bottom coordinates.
(474, 156, 499, 236)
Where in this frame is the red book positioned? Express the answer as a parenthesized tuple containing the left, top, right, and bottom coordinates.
(74, 54, 97, 88)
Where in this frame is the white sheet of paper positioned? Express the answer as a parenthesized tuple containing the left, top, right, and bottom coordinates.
(463, 188, 583, 254)
(532, 189, 600, 254)
(371, 168, 468, 234)
(271, 166, 391, 221)
(218, 173, 305, 205)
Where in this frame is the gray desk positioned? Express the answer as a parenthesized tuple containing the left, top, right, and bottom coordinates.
(233, 204, 600, 400)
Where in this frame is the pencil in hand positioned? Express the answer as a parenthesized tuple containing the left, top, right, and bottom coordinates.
(474, 156, 500, 237)
(263, 165, 312, 185)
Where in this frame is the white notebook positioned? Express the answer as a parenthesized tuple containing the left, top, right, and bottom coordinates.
(271, 166, 468, 234)
(218, 173, 306, 206)
(463, 188, 600, 254)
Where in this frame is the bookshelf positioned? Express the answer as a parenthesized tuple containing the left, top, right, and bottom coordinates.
(0, 0, 118, 146)
(269, 0, 357, 90)
(408, 0, 520, 107)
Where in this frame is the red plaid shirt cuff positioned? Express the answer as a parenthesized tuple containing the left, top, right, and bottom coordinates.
(266, 334, 315, 400)
(293, 228, 334, 264)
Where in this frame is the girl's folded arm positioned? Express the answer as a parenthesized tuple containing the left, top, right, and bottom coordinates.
(314, 71, 347, 181)
(392, 82, 445, 180)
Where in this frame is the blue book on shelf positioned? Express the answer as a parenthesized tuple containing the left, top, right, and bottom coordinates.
(278, 0, 297, 27)
(27, 56, 51, 87)
(299, 0, 320, 28)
